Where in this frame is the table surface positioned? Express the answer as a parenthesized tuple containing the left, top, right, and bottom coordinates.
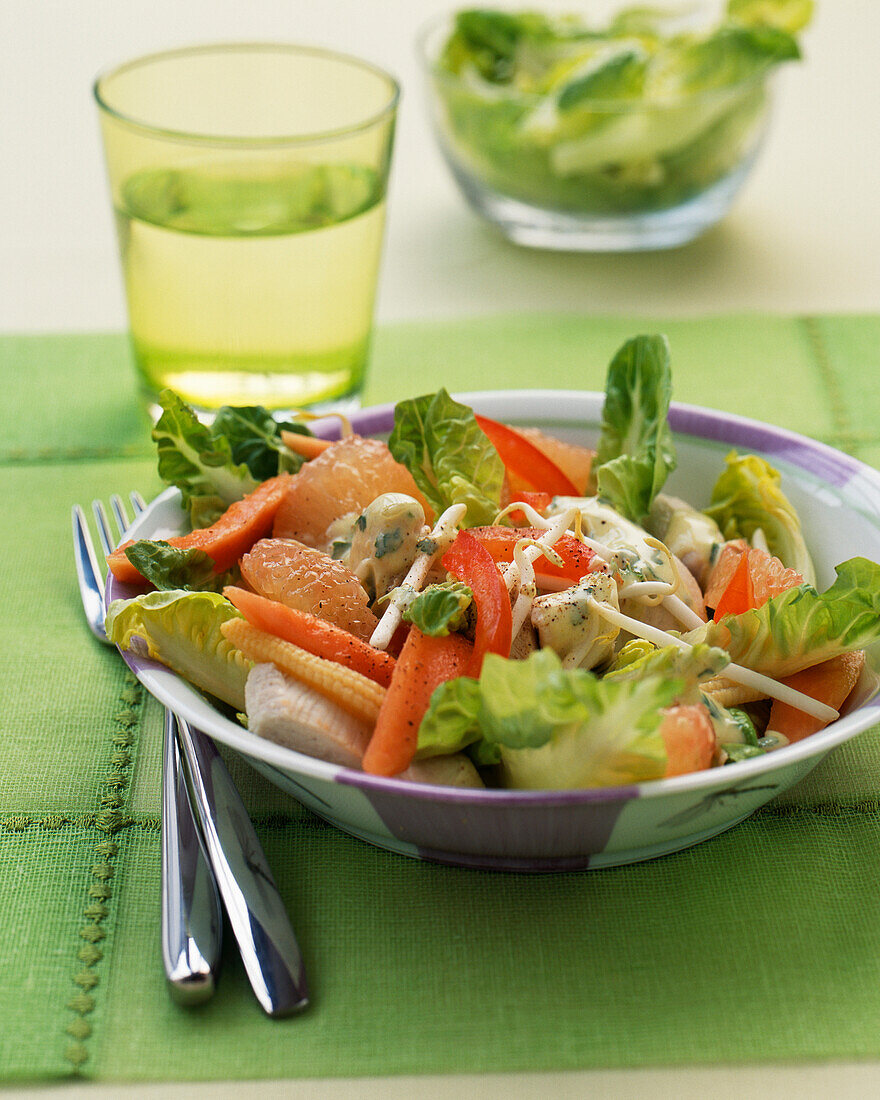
(3, 0, 879, 1095)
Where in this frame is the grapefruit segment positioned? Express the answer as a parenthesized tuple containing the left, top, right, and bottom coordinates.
(240, 537, 377, 642)
(514, 427, 594, 494)
(704, 541, 803, 616)
(661, 704, 716, 777)
(272, 435, 431, 552)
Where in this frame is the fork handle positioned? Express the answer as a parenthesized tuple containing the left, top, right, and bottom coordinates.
(161, 709, 223, 1004)
(175, 716, 309, 1016)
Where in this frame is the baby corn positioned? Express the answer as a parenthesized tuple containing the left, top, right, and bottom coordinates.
(221, 618, 385, 725)
(700, 676, 766, 709)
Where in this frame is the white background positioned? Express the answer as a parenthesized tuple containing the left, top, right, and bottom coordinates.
(1, 0, 878, 335)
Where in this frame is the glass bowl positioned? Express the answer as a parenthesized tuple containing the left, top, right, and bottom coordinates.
(418, 5, 792, 251)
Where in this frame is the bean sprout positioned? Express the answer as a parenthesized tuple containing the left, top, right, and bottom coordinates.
(584, 597, 839, 724)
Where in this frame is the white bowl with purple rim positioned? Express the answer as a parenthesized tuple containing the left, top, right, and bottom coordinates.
(106, 390, 880, 872)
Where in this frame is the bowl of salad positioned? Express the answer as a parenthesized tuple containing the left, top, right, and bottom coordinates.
(104, 334, 880, 871)
(420, 1, 813, 250)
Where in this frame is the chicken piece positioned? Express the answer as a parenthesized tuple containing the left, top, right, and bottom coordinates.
(245, 663, 372, 768)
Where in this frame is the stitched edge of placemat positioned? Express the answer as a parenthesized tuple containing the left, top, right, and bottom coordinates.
(62, 670, 147, 1073)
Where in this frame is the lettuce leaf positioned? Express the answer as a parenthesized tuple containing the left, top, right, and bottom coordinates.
(605, 640, 730, 696)
(442, 9, 553, 82)
(684, 557, 880, 678)
(556, 48, 648, 112)
(417, 674, 483, 759)
(123, 541, 237, 593)
(704, 451, 816, 584)
(105, 590, 250, 711)
(727, 0, 814, 35)
(211, 405, 308, 482)
(388, 388, 505, 527)
(152, 390, 260, 528)
(400, 581, 473, 637)
(152, 390, 309, 527)
(594, 334, 677, 525)
(417, 649, 680, 788)
(650, 24, 800, 98)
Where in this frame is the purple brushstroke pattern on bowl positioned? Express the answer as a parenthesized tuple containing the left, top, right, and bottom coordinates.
(108, 390, 880, 870)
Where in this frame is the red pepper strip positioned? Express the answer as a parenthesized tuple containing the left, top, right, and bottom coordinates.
(475, 415, 579, 497)
(362, 630, 474, 776)
(713, 550, 755, 619)
(442, 529, 513, 677)
(469, 526, 596, 585)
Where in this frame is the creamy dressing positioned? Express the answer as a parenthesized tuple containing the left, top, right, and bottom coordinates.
(346, 493, 426, 603)
(547, 497, 675, 584)
(531, 572, 620, 670)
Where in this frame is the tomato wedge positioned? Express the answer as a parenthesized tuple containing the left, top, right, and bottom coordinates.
(475, 415, 579, 497)
(442, 529, 512, 676)
(468, 526, 596, 585)
(107, 474, 290, 584)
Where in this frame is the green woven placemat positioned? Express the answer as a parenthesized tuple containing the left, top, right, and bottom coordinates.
(3, 314, 880, 1082)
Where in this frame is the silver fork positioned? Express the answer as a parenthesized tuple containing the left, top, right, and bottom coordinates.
(72, 495, 310, 1015)
(73, 494, 222, 1005)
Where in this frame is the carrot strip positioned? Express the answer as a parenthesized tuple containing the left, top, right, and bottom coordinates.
(280, 430, 333, 460)
(108, 475, 290, 584)
(768, 651, 866, 742)
(362, 630, 473, 776)
(223, 586, 395, 687)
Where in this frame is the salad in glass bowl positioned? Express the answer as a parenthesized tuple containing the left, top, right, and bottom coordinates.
(420, 0, 813, 249)
(105, 334, 880, 807)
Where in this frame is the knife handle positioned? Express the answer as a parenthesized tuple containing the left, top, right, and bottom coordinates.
(161, 709, 223, 1004)
(174, 715, 309, 1016)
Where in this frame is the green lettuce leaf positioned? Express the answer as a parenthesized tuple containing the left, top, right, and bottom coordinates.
(417, 675, 483, 759)
(556, 48, 648, 111)
(211, 405, 308, 482)
(703, 451, 816, 584)
(417, 649, 680, 788)
(442, 9, 553, 81)
(388, 388, 505, 527)
(650, 24, 800, 98)
(594, 334, 677, 525)
(683, 557, 880, 678)
(727, 0, 814, 34)
(105, 590, 250, 711)
(152, 390, 260, 528)
(152, 390, 310, 527)
(401, 581, 473, 637)
(123, 541, 236, 593)
(605, 640, 731, 698)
